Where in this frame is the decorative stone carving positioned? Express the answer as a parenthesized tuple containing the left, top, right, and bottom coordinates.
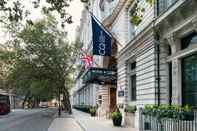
(192, 16, 197, 32)
(166, 33, 178, 54)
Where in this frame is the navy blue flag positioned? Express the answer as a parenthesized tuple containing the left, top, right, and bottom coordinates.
(91, 15, 112, 56)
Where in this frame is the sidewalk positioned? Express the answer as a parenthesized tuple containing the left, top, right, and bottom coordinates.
(73, 109, 137, 131)
(48, 109, 137, 131)
(48, 118, 83, 131)
(48, 112, 83, 131)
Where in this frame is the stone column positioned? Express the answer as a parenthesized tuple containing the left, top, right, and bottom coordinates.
(167, 34, 182, 105)
(171, 59, 182, 104)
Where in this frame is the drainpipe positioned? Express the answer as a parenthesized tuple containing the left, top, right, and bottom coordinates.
(155, 34, 160, 106)
(153, 0, 160, 106)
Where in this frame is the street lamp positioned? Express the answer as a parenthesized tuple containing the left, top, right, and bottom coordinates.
(58, 87, 61, 117)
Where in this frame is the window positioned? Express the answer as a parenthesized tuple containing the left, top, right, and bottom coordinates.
(181, 32, 197, 49)
(182, 54, 197, 107)
(157, 0, 178, 15)
(130, 62, 136, 70)
(128, 61, 137, 101)
(98, 95, 102, 105)
(130, 75, 136, 101)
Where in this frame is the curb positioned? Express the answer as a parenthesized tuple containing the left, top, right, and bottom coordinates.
(75, 119, 86, 131)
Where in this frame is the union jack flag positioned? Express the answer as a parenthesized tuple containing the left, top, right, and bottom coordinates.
(81, 55, 93, 69)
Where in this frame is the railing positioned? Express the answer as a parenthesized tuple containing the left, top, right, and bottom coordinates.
(139, 108, 197, 131)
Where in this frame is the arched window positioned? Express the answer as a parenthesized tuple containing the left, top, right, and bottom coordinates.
(181, 32, 197, 49)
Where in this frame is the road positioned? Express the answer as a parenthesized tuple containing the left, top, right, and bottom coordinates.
(0, 108, 57, 131)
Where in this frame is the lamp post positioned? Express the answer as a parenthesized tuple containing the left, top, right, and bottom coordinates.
(58, 87, 61, 117)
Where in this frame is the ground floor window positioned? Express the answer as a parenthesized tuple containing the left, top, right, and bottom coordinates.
(182, 54, 197, 106)
(127, 60, 136, 102)
(130, 75, 136, 101)
(98, 95, 102, 105)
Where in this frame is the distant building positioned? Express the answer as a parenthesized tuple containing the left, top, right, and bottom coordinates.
(72, 8, 97, 107)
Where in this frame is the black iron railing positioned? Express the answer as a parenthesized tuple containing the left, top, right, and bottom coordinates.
(139, 108, 197, 131)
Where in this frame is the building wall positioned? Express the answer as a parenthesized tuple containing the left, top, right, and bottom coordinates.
(116, 0, 155, 105)
(113, 0, 156, 129)
(156, 0, 197, 105)
(111, 5, 128, 50)
(97, 85, 110, 117)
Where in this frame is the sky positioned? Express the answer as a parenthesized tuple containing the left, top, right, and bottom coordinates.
(0, 0, 84, 44)
(66, 0, 84, 41)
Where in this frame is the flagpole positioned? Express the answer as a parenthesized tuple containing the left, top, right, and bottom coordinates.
(88, 10, 123, 47)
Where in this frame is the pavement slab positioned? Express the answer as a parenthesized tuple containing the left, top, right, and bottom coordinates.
(48, 118, 83, 131)
(73, 109, 137, 131)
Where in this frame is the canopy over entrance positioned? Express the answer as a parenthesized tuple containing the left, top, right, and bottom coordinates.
(83, 67, 117, 85)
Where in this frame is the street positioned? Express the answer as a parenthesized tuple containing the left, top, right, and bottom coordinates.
(0, 108, 57, 131)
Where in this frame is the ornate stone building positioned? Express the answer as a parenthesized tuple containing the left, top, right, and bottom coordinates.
(74, 0, 197, 130)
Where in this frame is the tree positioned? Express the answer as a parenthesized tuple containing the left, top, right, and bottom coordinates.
(6, 14, 80, 112)
(0, 0, 73, 26)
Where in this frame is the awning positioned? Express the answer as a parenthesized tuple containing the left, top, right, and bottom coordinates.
(83, 67, 117, 85)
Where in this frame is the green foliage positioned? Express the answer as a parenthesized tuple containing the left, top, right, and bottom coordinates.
(89, 107, 97, 114)
(130, 15, 142, 26)
(124, 105, 137, 113)
(145, 0, 154, 6)
(112, 110, 122, 119)
(143, 104, 194, 120)
(129, 0, 154, 26)
(129, 2, 144, 26)
(73, 105, 93, 113)
(2, 13, 80, 109)
(0, 0, 72, 26)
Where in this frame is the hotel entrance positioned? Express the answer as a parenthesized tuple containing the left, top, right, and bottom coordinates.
(110, 88, 116, 112)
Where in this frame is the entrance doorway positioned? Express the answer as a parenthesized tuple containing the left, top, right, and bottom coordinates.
(110, 88, 117, 112)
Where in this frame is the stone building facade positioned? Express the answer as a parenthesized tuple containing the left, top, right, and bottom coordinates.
(74, 0, 197, 130)
(72, 8, 97, 107)
(155, 0, 197, 106)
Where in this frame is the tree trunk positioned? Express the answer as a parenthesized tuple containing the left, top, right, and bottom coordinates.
(63, 88, 72, 114)
(22, 91, 30, 109)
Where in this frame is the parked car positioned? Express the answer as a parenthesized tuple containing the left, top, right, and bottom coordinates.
(39, 102, 48, 108)
(0, 94, 10, 115)
(0, 103, 10, 115)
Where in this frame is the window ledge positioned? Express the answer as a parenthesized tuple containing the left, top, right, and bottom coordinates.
(167, 44, 197, 62)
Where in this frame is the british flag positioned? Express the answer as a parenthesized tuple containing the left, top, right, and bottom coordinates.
(81, 55, 93, 69)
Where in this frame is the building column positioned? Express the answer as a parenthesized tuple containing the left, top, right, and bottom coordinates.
(166, 34, 182, 105)
(171, 59, 182, 104)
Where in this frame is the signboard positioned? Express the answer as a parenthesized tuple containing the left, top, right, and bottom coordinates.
(118, 90, 124, 97)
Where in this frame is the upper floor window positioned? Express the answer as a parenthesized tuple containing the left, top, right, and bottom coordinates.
(157, 0, 178, 15)
(181, 32, 197, 50)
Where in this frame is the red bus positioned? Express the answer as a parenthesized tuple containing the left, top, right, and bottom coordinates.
(0, 94, 10, 115)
